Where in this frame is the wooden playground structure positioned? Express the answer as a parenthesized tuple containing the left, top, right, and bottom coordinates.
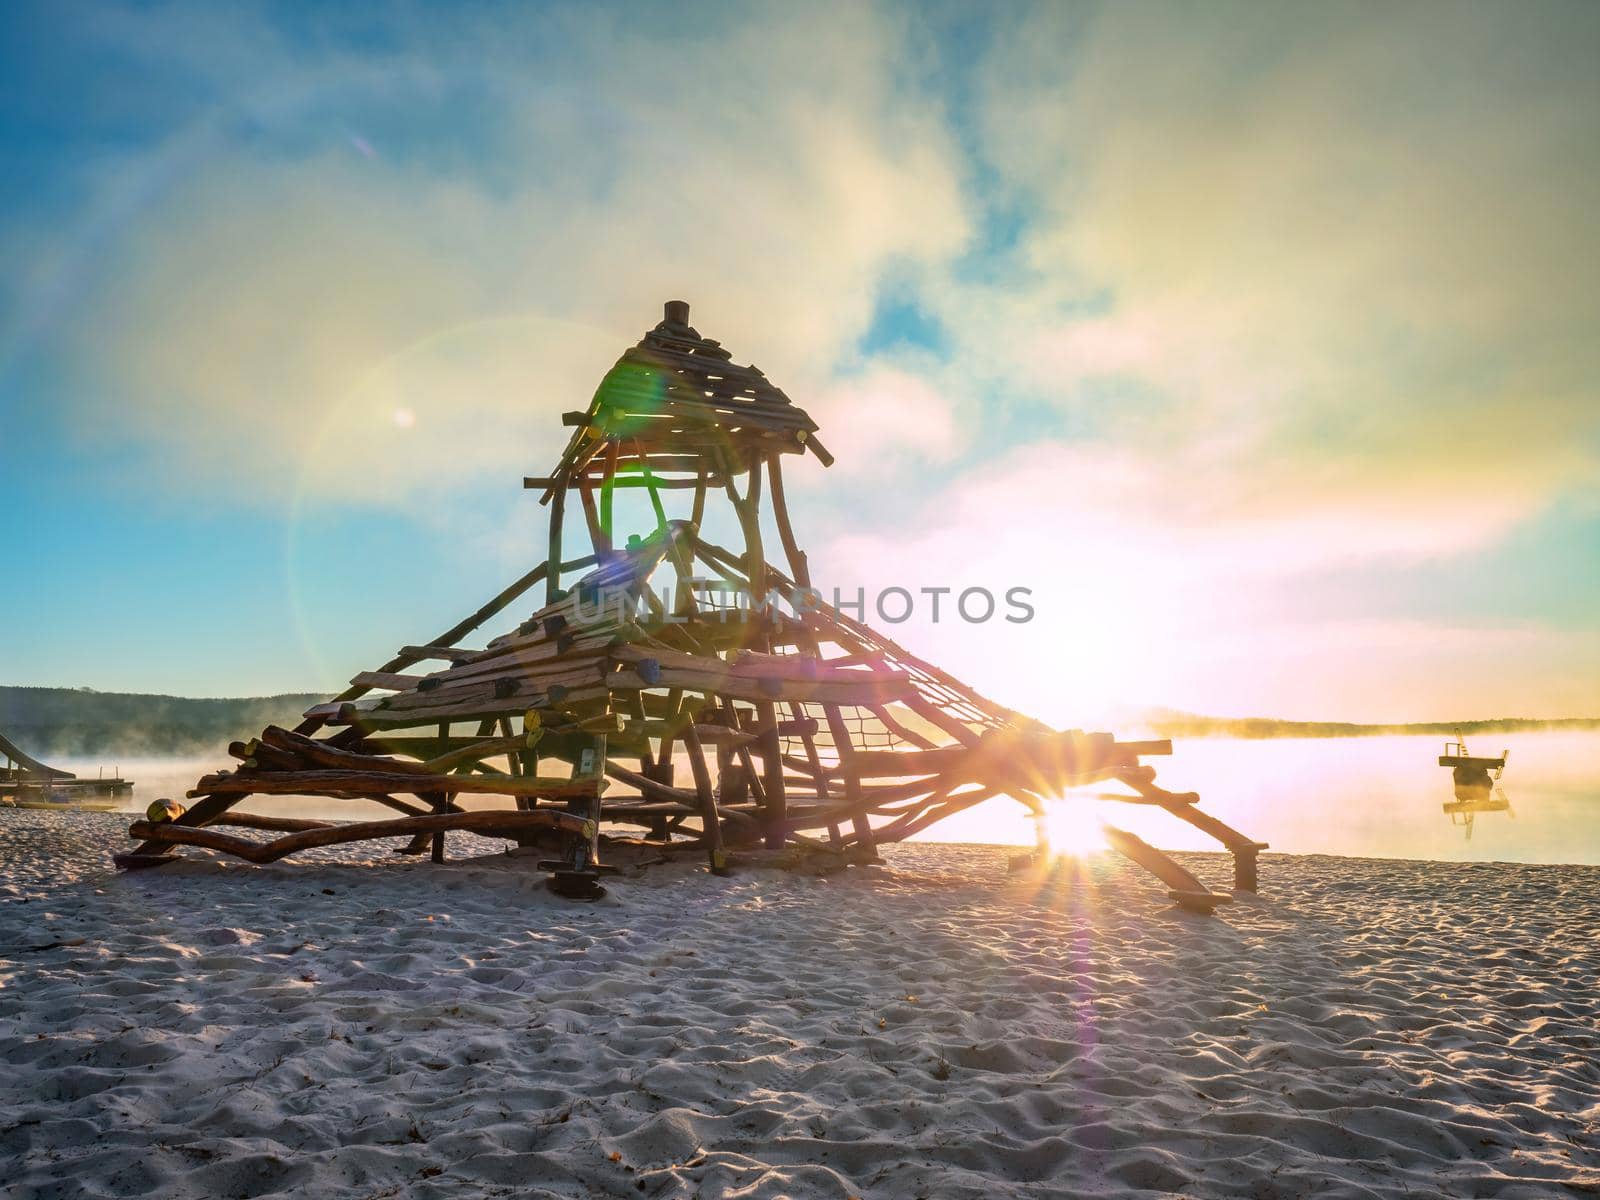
(115, 301, 1267, 911)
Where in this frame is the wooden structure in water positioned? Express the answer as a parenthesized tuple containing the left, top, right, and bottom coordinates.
(1439, 732, 1511, 839)
(2, 730, 131, 810)
(114, 301, 1266, 911)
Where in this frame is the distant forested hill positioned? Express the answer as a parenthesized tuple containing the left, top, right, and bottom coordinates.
(0, 687, 328, 758)
(4, 685, 1596, 760)
(1145, 712, 1600, 739)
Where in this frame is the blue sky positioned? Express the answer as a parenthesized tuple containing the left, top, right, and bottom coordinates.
(2, 0, 1597, 721)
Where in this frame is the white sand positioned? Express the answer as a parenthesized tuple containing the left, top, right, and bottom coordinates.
(3, 812, 1598, 1199)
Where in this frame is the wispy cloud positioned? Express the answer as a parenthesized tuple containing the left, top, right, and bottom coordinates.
(36, 2, 968, 505)
(4, 0, 1597, 713)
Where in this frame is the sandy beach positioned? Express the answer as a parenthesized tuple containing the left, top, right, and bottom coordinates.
(2, 812, 1597, 1199)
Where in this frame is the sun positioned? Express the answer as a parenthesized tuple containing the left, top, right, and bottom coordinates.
(1042, 800, 1107, 858)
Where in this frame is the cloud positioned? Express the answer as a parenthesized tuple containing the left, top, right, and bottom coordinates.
(812, 432, 1600, 723)
(959, 0, 1600, 537)
(40, 1, 969, 507)
(806, 366, 960, 475)
(10, 0, 1600, 715)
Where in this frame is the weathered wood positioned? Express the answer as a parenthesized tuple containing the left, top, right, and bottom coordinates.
(128, 809, 592, 865)
(212, 812, 334, 833)
(260, 726, 437, 776)
(128, 299, 1264, 911)
(546, 483, 566, 605)
(766, 454, 811, 589)
(682, 723, 727, 873)
(189, 767, 603, 800)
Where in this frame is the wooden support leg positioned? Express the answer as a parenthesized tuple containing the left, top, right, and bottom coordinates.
(683, 725, 728, 876)
(1233, 844, 1263, 892)
(756, 700, 786, 850)
(821, 703, 876, 857)
(427, 792, 447, 862)
(1101, 823, 1231, 914)
(1151, 796, 1268, 894)
(542, 735, 608, 900)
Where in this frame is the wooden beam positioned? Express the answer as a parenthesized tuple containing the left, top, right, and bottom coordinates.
(127, 808, 592, 866)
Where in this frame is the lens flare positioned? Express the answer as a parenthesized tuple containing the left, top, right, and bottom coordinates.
(1043, 800, 1107, 858)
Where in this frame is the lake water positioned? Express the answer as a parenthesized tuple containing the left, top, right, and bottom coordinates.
(922, 731, 1600, 866)
(58, 731, 1600, 866)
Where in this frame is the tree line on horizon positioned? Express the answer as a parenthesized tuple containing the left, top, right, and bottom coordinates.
(2, 685, 1595, 759)
(0, 686, 326, 758)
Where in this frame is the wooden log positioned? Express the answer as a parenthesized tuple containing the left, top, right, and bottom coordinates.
(1099, 824, 1228, 909)
(421, 731, 541, 776)
(118, 791, 246, 862)
(259, 726, 437, 776)
(211, 812, 334, 833)
(899, 693, 983, 746)
(682, 723, 726, 874)
(578, 479, 610, 556)
(546, 481, 566, 605)
(127, 809, 592, 865)
(804, 435, 834, 467)
(867, 704, 938, 750)
(188, 767, 604, 800)
(766, 454, 811, 589)
(690, 724, 759, 747)
(372, 794, 433, 818)
(790, 700, 840, 845)
(528, 473, 732, 491)
(599, 439, 620, 542)
(602, 760, 701, 804)
(821, 702, 876, 853)
(690, 467, 707, 530)
(603, 666, 912, 707)
(756, 699, 786, 850)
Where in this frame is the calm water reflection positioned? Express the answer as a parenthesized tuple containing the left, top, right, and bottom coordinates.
(918, 731, 1600, 866)
(61, 731, 1600, 867)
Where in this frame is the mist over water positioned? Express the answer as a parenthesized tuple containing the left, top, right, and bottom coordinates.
(58, 731, 1600, 867)
(915, 732, 1600, 866)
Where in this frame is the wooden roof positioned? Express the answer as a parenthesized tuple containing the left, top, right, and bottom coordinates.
(533, 302, 832, 501)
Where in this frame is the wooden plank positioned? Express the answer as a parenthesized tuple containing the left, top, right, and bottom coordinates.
(682, 723, 727, 873)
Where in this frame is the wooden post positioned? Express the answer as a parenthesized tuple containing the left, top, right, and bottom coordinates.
(424, 791, 447, 862)
(756, 699, 786, 849)
(821, 702, 876, 855)
(600, 440, 620, 545)
(690, 466, 708, 531)
(766, 454, 810, 589)
(1233, 845, 1261, 892)
(579, 480, 610, 556)
(791, 701, 840, 845)
(580, 734, 605, 869)
(683, 724, 727, 874)
(546, 486, 566, 605)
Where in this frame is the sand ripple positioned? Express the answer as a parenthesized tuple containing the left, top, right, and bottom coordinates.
(2, 812, 1598, 1197)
